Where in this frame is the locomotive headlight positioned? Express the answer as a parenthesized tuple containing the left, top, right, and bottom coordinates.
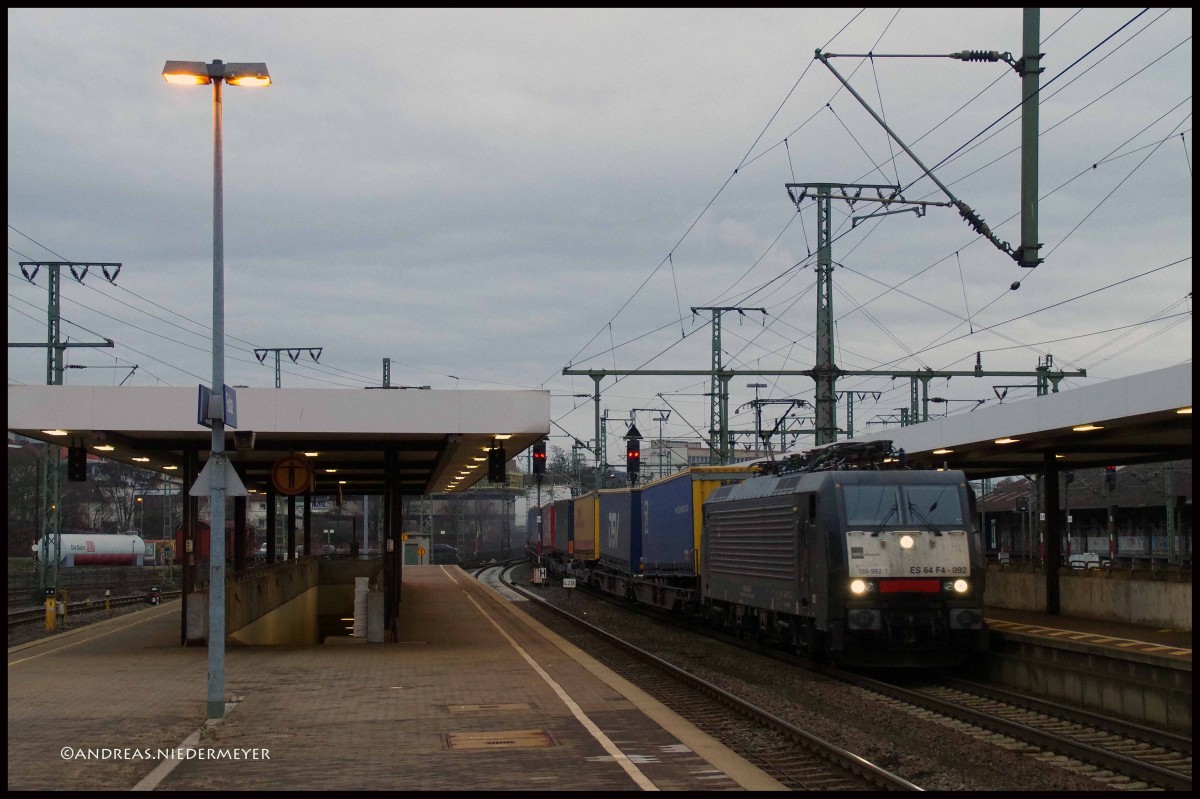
(850, 579, 868, 595)
(899, 534, 915, 550)
(953, 579, 969, 593)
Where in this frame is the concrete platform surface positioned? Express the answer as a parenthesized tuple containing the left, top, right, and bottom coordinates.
(984, 606, 1192, 664)
(7, 565, 785, 792)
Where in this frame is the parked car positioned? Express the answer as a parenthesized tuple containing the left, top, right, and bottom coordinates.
(1069, 552, 1108, 569)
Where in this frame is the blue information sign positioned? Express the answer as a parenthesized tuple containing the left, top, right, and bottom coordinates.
(197, 384, 237, 428)
(223, 385, 238, 429)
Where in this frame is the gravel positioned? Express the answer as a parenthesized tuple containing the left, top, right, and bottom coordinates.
(502, 564, 1111, 792)
(7, 600, 163, 648)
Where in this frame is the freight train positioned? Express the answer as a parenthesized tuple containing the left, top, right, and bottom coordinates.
(526, 441, 987, 667)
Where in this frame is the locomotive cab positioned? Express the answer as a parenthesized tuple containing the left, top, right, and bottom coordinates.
(831, 473, 987, 666)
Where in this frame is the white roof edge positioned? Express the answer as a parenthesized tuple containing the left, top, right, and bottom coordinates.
(7, 385, 551, 435)
(844, 362, 1192, 452)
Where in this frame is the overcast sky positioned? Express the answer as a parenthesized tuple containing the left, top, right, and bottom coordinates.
(7, 8, 1193, 465)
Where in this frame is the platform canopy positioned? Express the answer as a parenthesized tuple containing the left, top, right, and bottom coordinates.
(7, 385, 549, 496)
(841, 363, 1192, 480)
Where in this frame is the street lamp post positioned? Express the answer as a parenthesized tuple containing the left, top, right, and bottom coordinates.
(163, 58, 269, 721)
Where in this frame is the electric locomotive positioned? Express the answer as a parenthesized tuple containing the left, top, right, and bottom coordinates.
(701, 442, 987, 667)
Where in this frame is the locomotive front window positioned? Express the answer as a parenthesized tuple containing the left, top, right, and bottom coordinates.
(903, 485, 965, 527)
(843, 485, 902, 527)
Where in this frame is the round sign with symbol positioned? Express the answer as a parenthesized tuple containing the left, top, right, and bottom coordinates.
(272, 455, 313, 496)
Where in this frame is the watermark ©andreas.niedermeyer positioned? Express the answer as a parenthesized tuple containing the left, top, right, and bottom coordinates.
(60, 747, 270, 761)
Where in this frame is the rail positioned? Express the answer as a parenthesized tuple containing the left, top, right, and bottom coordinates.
(7, 591, 181, 628)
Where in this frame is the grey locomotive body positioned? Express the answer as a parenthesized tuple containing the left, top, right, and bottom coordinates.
(702, 469, 987, 667)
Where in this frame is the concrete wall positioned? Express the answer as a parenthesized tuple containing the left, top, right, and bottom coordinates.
(228, 587, 319, 646)
(317, 559, 383, 617)
(984, 565, 1192, 630)
(192, 557, 385, 645)
(226, 559, 318, 629)
(317, 558, 383, 586)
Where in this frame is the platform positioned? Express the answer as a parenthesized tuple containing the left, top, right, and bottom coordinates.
(7, 566, 785, 791)
(983, 606, 1192, 664)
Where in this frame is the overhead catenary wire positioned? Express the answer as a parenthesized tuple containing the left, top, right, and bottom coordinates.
(8, 11, 1189, 446)
(556, 7, 874, 379)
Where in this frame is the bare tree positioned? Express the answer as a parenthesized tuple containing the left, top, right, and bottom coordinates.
(87, 459, 161, 533)
(6, 442, 42, 555)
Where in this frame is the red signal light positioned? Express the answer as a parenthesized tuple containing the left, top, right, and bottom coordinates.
(532, 441, 547, 475)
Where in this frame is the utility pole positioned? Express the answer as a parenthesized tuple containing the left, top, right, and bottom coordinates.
(569, 438, 590, 493)
(1018, 7, 1044, 270)
(746, 383, 767, 454)
(13, 261, 120, 383)
(590, 375, 603, 490)
(566, 358, 1081, 463)
(566, 13, 1066, 458)
(689, 306, 766, 463)
(738, 397, 812, 457)
(786, 182, 943, 444)
(631, 408, 670, 479)
(856, 358, 1083, 426)
(814, 46, 1035, 268)
(13, 261, 120, 598)
(837, 391, 881, 438)
(365, 357, 432, 390)
(253, 347, 323, 388)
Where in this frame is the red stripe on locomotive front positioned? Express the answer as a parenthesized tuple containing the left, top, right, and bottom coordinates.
(878, 579, 942, 593)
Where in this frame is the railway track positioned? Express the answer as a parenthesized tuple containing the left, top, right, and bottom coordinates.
(7, 592, 180, 628)
(493, 565, 919, 791)
(832, 671, 1193, 791)
(516, 564, 1192, 791)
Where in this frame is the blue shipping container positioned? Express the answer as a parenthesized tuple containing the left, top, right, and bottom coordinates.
(639, 471, 697, 576)
(597, 489, 641, 573)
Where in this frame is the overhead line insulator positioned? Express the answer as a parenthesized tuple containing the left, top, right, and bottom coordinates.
(950, 50, 1001, 62)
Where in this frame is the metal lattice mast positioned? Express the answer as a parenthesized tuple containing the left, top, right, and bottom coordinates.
(253, 347, 323, 388)
(786, 184, 914, 444)
(14, 261, 119, 598)
(710, 310, 722, 459)
(691, 306, 766, 463)
(48, 266, 60, 385)
(814, 189, 836, 445)
(592, 375, 604, 490)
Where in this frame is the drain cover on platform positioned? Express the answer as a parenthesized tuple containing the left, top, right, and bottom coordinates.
(443, 730, 555, 750)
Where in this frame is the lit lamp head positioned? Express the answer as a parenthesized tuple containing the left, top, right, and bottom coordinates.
(162, 60, 270, 87)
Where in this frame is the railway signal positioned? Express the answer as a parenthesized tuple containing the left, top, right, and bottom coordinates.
(488, 443, 507, 484)
(532, 441, 547, 476)
(67, 445, 87, 482)
(625, 423, 642, 482)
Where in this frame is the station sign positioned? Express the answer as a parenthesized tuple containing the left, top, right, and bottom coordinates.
(196, 384, 239, 429)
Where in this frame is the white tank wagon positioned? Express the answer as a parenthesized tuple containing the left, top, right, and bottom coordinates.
(32, 533, 146, 567)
